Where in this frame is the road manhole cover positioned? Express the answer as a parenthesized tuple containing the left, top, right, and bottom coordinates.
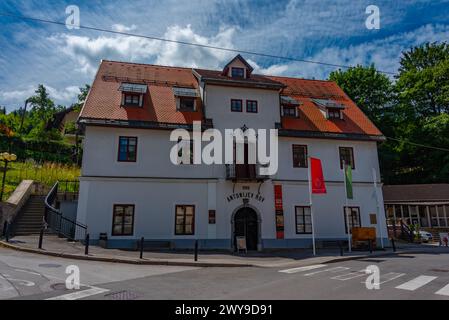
(39, 263, 62, 268)
(51, 283, 68, 291)
(104, 290, 141, 300)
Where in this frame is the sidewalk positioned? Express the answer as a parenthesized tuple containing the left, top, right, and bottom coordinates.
(1, 235, 448, 268)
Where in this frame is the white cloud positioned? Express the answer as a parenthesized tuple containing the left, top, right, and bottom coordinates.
(50, 24, 236, 76)
(111, 24, 137, 32)
(0, 85, 80, 108)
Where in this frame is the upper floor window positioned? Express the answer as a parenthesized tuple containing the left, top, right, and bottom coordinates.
(119, 83, 147, 107)
(231, 99, 243, 112)
(292, 144, 308, 168)
(327, 108, 342, 119)
(178, 97, 195, 112)
(118, 136, 137, 162)
(231, 67, 245, 78)
(246, 100, 258, 113)
(112, 204, 135, 236)
(123, 93, 142, 107)
(175, 205, 195, 235)
(282, 105, 298, 117)
(177, 139, 194, 165)
(339, 146, 355, 169)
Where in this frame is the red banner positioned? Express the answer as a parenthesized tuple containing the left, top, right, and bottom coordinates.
(274, 185, 283, 210)
(311, 157, 326, 194)
(274, 185, 284, 239)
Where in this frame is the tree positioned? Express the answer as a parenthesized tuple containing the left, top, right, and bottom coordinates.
(396, 42, 449, 116)
(329, 65, 393, 126)
(72, 84, 90, 112)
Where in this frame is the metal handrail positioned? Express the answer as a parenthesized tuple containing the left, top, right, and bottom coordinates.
(44, 181, 87, 241)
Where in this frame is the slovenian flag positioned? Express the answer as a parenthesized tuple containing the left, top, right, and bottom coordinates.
(311, 157, 326, 194)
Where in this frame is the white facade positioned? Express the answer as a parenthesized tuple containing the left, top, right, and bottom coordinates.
(76, 57, 388, 250)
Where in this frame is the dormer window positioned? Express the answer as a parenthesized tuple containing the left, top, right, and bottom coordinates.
(179, 97, 195, 111)
(173, 87, 199, 112)
(222, 54, 254, 79)
(282, 105, 298, 117)
(311, 98, 345, 120)
(119, 83, 147, 107)
(231, 67, 245, 78)
(281, 95, 300, 118)
(327, 108, 342, 119)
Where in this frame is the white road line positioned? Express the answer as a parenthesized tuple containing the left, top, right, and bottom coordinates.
(360, 272, 406, 285)
(279, 264, 327, 274)
(435, 284, 449, 296)
(331, 270, 367, 281)
(304, 266, 349, 276)
(13, 269, 42, 277)
(46, 286, 109, 300)
(395, 275, 437, 291)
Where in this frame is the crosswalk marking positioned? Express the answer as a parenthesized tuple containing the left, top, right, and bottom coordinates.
(279, 264, 327, 274)
(304, 266, 349, 276)
(395, 275, 437, 291)
(359, 272, 405, 285)
(332, 270, 367, 281)
(46, 286, 109, 300)
(435, 283, 449, 296)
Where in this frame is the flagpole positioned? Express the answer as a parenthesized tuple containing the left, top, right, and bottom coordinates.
(372, 168, 384, 249)
(343, 160, 351, 253)
(308, 156, 316, 256)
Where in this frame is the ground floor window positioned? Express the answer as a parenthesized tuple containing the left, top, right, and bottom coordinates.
(344, 206, 361, 234)
(112, 204, 135, 236)
(175, 205, 195, 235)
(295, 206, 312, 234)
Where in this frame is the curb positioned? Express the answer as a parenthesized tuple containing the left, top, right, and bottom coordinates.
(1, 240, 443, 268)
(0, 241, 254, 268)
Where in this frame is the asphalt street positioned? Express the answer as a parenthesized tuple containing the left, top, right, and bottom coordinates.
(1, 247, 448, 300)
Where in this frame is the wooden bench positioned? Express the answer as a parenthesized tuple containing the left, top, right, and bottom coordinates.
(136, 240, 172, 250)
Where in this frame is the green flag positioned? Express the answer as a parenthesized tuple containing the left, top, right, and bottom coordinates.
(345, 165, 353, 199)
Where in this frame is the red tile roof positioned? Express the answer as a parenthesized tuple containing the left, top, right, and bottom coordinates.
(80, 60, 203, 125)
(80, 59, 383, 139)
(268, 76, 383, 137)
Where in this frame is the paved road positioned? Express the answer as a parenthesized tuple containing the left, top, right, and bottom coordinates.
(1, 247, 449, 300)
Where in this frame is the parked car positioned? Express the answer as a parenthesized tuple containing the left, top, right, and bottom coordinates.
(414, 230, 433, 242)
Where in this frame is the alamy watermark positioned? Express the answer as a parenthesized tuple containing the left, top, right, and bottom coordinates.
(365, 5, 380, 30)
(65, 5, 80, 30)
(169, 121, 279, 176)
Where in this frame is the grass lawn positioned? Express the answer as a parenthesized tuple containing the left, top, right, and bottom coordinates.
(1, 161, 80, 201)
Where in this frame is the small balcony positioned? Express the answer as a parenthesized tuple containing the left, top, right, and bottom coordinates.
(225, 164, 270, 181)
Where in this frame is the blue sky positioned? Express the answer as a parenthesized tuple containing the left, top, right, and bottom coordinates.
(1, 0, 449, 111)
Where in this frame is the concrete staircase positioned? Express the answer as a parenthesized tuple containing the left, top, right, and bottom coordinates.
(12, 195, 46, 235)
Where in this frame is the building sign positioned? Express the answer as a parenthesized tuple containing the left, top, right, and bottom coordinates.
(226, 192, 265, 203)
(274, 185, 284, 239)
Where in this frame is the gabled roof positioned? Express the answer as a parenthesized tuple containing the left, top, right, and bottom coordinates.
(79, 60, 203, 126)
(268, 76, 383, 139)
(221, 54, 254, 76)
(193, 68, 285, 89)
(80, 59, 383, 140)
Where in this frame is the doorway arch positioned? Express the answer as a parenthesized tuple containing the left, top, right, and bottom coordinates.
(232, 206, 260, 251)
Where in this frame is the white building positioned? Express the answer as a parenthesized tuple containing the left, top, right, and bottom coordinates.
(76, 55, 387, 250)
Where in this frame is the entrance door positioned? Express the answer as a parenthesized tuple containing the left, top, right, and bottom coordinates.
(234, 207, 258, 250)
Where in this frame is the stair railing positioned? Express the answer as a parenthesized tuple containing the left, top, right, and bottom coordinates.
(44, 181, 87, 241)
